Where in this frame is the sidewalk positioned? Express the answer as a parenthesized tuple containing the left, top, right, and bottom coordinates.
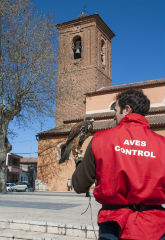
(0, 191, 165, 239)
(0, 191, 100, 239)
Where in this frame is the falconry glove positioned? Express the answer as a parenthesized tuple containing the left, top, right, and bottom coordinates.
(74, 149, 84, 167)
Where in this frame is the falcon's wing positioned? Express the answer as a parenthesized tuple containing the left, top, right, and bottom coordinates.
(67, 121, 85, 142)
(59, 119, 94, 164)
(59, 121, 85, 164)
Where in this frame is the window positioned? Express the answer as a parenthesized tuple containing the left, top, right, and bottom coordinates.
(56, 142, 71, 161)
(110, 102, 116, 111)
(72, 36, 81, 59)
(101, 39, 105, 65)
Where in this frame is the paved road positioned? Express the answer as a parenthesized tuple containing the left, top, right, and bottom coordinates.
(0, 191, 101, 227)
(0, 192, 165, 240)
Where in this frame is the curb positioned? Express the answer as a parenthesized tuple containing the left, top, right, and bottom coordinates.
(0, 219, 98, 239)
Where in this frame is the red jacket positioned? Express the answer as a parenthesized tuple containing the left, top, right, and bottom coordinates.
(92, 113, 165, 240)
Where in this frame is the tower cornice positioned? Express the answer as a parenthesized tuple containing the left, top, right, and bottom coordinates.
(56, 14, 115, 40)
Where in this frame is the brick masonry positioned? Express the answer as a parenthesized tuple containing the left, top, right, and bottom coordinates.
(56, 15, 114, 126)
(37, 136, 75, 191)
(37, 135, 92, 191)
(37, 15, 165, 192)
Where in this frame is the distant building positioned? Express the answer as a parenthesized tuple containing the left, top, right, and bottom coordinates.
(20, 157, 37, 172)
(6, 153, 22, 183)
(20, 157, 38, 189)
(36, 14, 165, 191)
(6, 154, 37, 189)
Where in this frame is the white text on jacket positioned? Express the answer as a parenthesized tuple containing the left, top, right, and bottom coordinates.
(114, 139, 156, 158)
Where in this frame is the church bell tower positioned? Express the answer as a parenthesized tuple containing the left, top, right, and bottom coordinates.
(56, 14, 115, 126)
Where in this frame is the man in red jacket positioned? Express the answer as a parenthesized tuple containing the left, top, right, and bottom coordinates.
(72, 89, 165, 240)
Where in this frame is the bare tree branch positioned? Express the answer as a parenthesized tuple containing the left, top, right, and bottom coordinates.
(0, 0, 57, 191)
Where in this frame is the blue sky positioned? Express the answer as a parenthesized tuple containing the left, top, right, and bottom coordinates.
(10, 0, 165, 157)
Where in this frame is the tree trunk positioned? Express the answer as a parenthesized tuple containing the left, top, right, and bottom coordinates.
(0, 135, 7, 192)
(0, 164, 6, 192)
(0, 110, 11, 192)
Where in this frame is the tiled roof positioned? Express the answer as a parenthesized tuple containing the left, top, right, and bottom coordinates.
(93, 115, 165, 131)
(149, 106, 165, 114)
(93, 119, 115, 131)
(9, 153, 23, 159)
(36, 125, 72, 138)
(37, 113, 165, 138)
(20, 157, 38, 164)
(63, 106, 165, 123)
(147, 115, 165, 127)
(86, 78, 165, 96)
(64, 111, 115, 123)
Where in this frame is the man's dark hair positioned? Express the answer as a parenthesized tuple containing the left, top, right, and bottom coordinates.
(116, 89, 150, 116)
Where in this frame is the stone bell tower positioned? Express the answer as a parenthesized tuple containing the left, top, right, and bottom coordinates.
(56, 14, 115, 127)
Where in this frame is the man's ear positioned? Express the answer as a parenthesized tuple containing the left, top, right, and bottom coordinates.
(125, 105, 132, 115)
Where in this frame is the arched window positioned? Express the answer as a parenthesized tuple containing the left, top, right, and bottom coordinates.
(56, 142, 65, 161)
(101, 39, 105, 65)
(110, 102, 116, 111)
(72, 36, 82, 59)
(56, 142, 71, 161)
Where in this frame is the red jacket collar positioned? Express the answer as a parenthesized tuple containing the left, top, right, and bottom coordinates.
(120, 113, 150, 128)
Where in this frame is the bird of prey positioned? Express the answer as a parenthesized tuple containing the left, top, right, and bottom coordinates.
(59, 118, 94, 164)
